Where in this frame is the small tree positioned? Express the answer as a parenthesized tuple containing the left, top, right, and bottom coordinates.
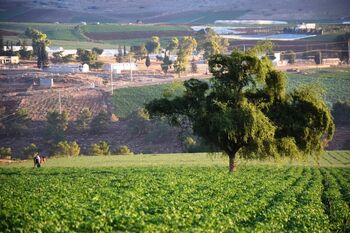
(76, 48, 97, 65)
(130, 44, 147, 61)
(90, 110, 110, 133)
(55, 141, 80, 156)
(191, 59, 198, 73)
(145, 55, 151, 69)
(4, 108, 30, 136)
(145, 36, 160, 55)
(115, 145, 133, 155)
(0, 147, 12, 159)
(314, 51, 322, 65)
(46, 110, 69, 143)
(92, 47, 103, 55)
(89, 141, 110, 155)
(22, 143, 39, 158)
(76, 108, 92, 130)
(161, 55, 172, 75)
(166, 37, 179, 55)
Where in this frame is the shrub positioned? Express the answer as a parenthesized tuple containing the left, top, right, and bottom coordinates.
(89, 141, 110, 156)
(115, 145, 134, 155)
(22, 143, 39, 158)
(55, 141, 80, 156)
(0, 147, 12, 159)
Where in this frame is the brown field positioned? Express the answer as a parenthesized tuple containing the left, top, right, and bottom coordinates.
(0, 30, 19, 36)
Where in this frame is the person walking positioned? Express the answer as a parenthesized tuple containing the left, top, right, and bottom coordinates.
(33, 153, 41, 168)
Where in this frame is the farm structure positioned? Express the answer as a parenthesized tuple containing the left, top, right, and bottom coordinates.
(39, 78, 54, 88)
(104, 63, 137, 74)
(45, 64, 89, 73)
(2, 46, 33, 51)
(0, 56, 19, 64)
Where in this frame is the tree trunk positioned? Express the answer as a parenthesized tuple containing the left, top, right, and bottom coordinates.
(229, 155, 235, 173)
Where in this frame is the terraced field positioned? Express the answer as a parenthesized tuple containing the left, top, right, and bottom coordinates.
(1, 151, 350, 232)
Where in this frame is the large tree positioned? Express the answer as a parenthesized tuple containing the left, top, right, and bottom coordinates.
(174, 36, 197, 77)
(196, 28, 229, 60)
(25, 28, 50, 68)
(146, 48, 334, 172)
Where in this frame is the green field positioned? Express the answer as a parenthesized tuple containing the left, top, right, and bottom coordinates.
(112, 68, 350, 118)
(0, 22, 191, 48)
(1, 152, 349, 232)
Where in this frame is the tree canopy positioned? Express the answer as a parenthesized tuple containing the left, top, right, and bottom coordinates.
(146, 47, 334, 172)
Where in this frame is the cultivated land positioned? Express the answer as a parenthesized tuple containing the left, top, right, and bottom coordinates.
(1, 0, 350, 23)
(1, 152, 349, 232)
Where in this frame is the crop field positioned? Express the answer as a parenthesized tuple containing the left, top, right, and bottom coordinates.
(0, 22, 192, 48)
(1, 152, 349, 232)
(112, 68, 350, 118)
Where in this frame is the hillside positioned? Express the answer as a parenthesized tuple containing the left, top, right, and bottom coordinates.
(1, 0, 350, 23)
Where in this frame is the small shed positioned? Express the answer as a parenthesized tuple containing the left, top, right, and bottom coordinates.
(40, 78, 54, 88)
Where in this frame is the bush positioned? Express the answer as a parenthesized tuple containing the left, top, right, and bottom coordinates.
(115, 145, 133, 155)
(0, 147, 12, 159)
(22, 143, 39, 158)
(55, 141, 80, 156)
(89, 141, 110, 156)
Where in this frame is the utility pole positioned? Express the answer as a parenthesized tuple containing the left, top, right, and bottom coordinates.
(110, 65, 113, 95)
(129, 56, 133, 81)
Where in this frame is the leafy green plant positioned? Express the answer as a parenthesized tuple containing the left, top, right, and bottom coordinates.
(114, 145, 134, 155)
(89, 141, 110, 156)
(0, 147, 11, 159)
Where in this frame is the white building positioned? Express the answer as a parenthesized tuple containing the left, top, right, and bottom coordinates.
(45, 64, 89, 73)
(46, 46, 64, 54)
(3, 46, 33, 51)
(100, 49, 120, 57)
(104, 63, 137, 74)
(0, 56, 19, 64)
(295, 23, 316, 31)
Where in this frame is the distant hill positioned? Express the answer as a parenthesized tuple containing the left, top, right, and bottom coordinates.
(1, 0, 350, 23)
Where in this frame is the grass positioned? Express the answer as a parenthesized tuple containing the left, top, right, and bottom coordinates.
(112, 82, 184, 118)
(0, 22, 192, 48)
(2, 151, 350, 168)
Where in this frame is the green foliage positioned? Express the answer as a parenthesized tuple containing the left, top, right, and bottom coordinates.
(146, 46, 334, 171)
(76, 48, 97, 65)
(89, 141, 110, 156)
(54, 141, 80, 157)
(161, 55, 172, 74)
(76, 108, 92, 130)
(130, 44, 147, 61)
(22, 144, 39, 159)
(145, 36, 160, 54)
(2, 108, 30, 137)
(90, 110, 110, 133)
(92, 47, 103, 55)
(196, 28, 227, 60)
(46, 110, 69, 143)
(0, 147, 11, 159)
(90, 61, 104, 69)
(145, 55, 151, 68)
(174, 36, 197, 77)
(18, 40, 32, 60)
(114, 145, 134, 155)
(166, 37, 179, 54)
(25, 28, 50, 68)
(282, 50, 296, 64)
